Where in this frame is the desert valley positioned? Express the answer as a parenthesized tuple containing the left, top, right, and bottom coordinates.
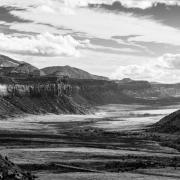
(0, 1, 180, 179)
(0, 55, 180, 179)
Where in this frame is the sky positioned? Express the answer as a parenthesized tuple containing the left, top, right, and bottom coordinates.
(0, 0, 180, 83)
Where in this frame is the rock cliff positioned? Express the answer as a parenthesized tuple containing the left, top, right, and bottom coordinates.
(0, 76, 139, 117)
(0, 77, 95, 118)
(118, 81, 180, 100)
(1, 75, 179, 119)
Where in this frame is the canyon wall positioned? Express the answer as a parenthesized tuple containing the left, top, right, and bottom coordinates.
(0, 76, 180, 119)
(0, 77, 95, 118)
(120, 82, 180, 100)
(68, 79, 125, 105)
(0, 77, 132, 118)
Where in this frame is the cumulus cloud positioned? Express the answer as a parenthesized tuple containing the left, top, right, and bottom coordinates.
(0, 32, 91, 57)
(30, 4, 75, 15)
(156, 53, 180, 69)
(112, 64, 166, 80)
(112, 53, 180, 80)
(33, 5, 57, 14)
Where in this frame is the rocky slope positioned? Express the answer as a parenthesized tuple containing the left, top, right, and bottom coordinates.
(13, 63, 45, 76)
(152, 109, 180, 133)
(0, 54, 45, 76)
(0, 55, 22, 67)
(0, 154, 35, 180)
(41, 65, 109, 80)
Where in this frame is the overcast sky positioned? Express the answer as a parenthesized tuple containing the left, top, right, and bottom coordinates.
(0, 0, 180, 83)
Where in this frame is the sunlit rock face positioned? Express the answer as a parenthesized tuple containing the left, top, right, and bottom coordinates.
(0, 77, 121, 117)
(0, 85, 8, 96)
(0, 77, 79, 98)
(0, 77, 94, 117)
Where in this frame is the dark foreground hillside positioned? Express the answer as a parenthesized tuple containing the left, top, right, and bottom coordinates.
(0, 154, 35, 180)
(152, 109, 180, 133)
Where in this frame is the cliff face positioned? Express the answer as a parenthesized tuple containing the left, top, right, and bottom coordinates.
(0, 77, 129, 118)
(68, 79, 135, 105)
(0, 77, 94, 118)
(0, 77, 74, 98)
(118, 81, 151, 90)
(1, 75, 180, 118)
(118, 81, 180, 100)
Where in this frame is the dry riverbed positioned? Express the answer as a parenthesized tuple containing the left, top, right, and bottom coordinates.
(0, 104, 180, 180)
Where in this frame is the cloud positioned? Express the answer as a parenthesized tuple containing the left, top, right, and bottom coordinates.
(112, 64, 166, 80)
(64, 0, 180, 9)
(9, 1, 180, 47)
(0, 0, 53, 7)
(0, 32, 91, 57)
(92, 2, 180, 30)
(111, 53, 180, 80)
(30, 4, 75, 15)
(33, 5, 57, 14)
(9, 23, 72, 35)
(156, 53, 180, 69)
(0, 0, 180, 9)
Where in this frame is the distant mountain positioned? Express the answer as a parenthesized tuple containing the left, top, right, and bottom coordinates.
(115, 78, 134, 84)
(0, 54, 45, 76)
(0, 54, 22, 67)
(41, 65, 109, 80)
(13, 63, 45, 75)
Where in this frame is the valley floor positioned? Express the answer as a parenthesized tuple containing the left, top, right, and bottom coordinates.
(1, 104, 180, 180)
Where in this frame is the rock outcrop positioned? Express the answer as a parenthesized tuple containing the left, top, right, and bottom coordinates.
(0, 155, 35, 180)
